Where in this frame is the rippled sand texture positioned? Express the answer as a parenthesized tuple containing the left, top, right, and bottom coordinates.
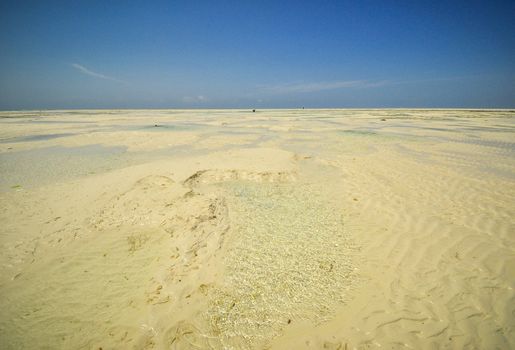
(0, 109, 514, 349)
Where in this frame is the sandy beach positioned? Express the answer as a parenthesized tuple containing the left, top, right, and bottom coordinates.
(0, 109, 514, 349)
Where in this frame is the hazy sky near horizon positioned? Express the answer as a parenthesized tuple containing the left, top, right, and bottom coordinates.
(0, 0, 514, 109)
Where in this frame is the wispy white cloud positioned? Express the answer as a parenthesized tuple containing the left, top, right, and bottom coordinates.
(182, 95, 207, 103)
(71, 63, 126, 83)
(395, 76, 470, 84)
(259, 80, 389, 94)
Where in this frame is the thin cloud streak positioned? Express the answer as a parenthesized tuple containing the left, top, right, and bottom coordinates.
(182, 95, 207, 103)
(258, 76, 472, 95)
(71, 63, 126, 83)
(259, 80, 389, 94)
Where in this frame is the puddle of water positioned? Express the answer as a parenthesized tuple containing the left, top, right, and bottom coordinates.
(102, 123, 203, 132)
(338, 130, 377, 136)
(0, 145, 128, 191)
(197, 176, 356, 349)
(0, 133, 76, 143)
(444, 138, 515, 151)
(24, 120, 96, 124)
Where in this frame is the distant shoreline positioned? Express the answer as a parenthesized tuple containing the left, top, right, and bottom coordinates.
(1, 107, 514, 113)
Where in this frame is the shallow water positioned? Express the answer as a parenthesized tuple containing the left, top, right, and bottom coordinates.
(0, 133, 77, 143)
(182, 161, 359, 349)
(0, 145, 127, 190)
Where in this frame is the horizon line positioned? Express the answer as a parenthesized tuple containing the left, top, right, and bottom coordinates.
(1, 107, 514, 112)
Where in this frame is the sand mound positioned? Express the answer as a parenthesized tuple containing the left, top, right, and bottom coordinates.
(183, 169, 296, 187)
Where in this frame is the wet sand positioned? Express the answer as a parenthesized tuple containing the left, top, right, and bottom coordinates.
(0, 109, 514, 349)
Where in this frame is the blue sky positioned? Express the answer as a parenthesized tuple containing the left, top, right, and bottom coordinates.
(0, 0, 514, 109)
